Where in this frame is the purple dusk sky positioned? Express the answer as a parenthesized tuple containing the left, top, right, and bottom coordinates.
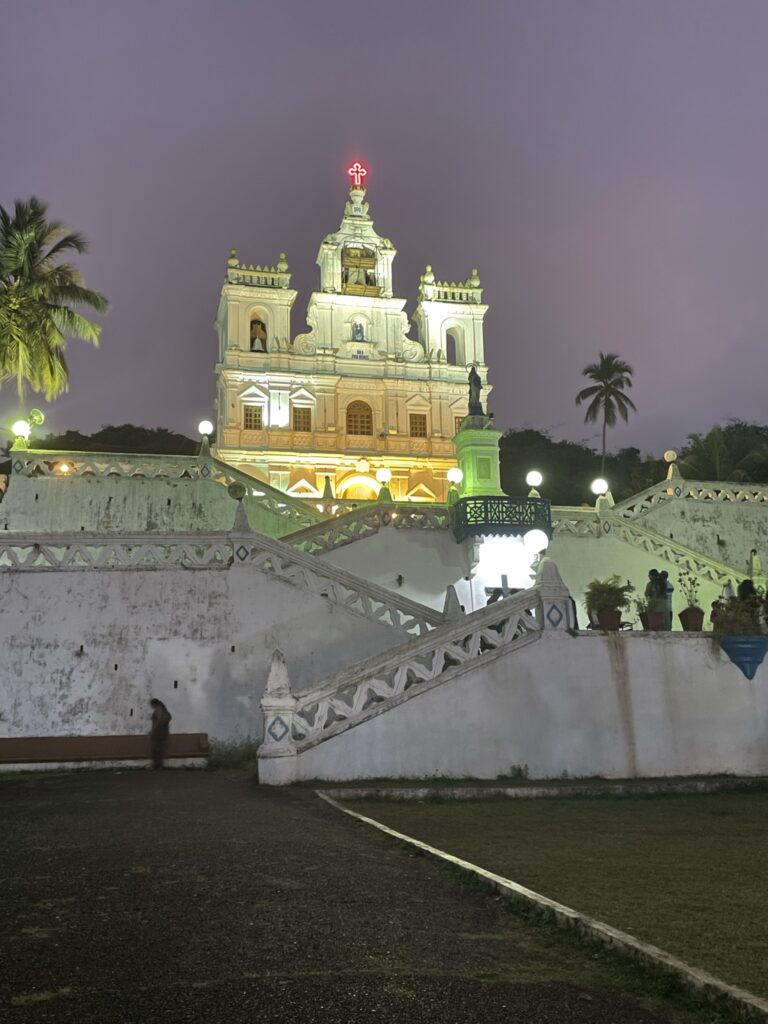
(2, 0, 768, 455)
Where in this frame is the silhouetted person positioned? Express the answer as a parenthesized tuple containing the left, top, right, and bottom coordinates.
(659, 570, 674, 630)
(149, 698, 171, 770)
(738, 578, 757, 601)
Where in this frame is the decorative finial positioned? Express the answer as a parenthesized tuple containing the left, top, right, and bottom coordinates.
(469, 268, 480, 287)
(228, 248, 239, 268)
(347, 161, 368, 188)
(423, 264, 435, 284)
(277, 252, 288, 272)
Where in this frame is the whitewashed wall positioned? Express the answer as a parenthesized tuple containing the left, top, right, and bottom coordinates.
(0, 565, 399, 742)
(0, 476, 295, 536)
(295, 631, 768, 781)
(320, 528, 473, 611)
(321, 529, 541, 612)
(641, 498, 768, 572)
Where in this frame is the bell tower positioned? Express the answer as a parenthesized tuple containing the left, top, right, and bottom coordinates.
(412, 265, 488, 368)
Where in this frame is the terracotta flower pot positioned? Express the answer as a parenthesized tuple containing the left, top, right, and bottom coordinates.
(596, 608, 622, 631)
(638, 612, 649, 630)
(646, 610, 666, 630)
(678, 607, 704, 632)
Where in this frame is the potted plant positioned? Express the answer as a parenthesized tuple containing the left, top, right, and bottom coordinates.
(585, 576, 634, 631)
(713, 595, 768, 679)
(633, 596, 650, 631)
(678, 571, 704, 631)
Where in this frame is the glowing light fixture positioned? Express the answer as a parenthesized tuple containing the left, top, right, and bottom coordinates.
(591, 478, 609, 496)
(347, 161, 368, 187)
(447, 467, 464, 485)
(375, 467, 392, 484)
(12, 419, 30, 440)
(523, 529, 549, 553)
(526, 470, 543, 488)
(59, 463, 71, 474)
(198, 420, 214, 436)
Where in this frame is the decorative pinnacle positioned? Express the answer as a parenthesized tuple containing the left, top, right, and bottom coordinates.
(277, 252, 289, 272)
(227, 248, 239, 268)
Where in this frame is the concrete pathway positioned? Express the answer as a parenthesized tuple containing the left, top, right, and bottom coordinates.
(0, 771, 696, 1023)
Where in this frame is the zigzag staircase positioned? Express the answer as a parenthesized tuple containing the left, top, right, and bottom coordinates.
(258, 560, 576, 783)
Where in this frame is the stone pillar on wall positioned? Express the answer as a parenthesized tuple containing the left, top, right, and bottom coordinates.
(259, 649, 298, 785)
(535, 557, 578, 631)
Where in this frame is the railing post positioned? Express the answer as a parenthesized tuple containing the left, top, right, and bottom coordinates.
(442, 584, 465, 620)
(535, 557, 577, 630)
(229, 491, 253, 568)
(258, 649, 298, 785)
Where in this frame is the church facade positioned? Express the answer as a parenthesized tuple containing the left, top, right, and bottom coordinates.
(213, 164, 489, 503)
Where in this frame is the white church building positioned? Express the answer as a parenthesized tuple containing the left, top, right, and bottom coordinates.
(1, 166, 768, 783)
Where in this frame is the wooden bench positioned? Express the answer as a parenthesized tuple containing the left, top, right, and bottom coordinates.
(0, 733, 209, 770)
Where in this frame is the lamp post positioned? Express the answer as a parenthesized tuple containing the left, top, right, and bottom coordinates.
(526, 469, 542, 498)
(375, 466, 393, 503)
(198, 419, 214, 458)
(10, 420, 31, 451)
(446, 466, 463, 506)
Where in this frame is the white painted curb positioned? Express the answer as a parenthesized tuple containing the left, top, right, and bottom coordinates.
(317, 792, 768, 1022)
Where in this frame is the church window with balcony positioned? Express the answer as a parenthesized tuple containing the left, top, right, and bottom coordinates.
(292, 407, 312, 433)
(243, 405, 263, 430)
(346, 401, 373, 436)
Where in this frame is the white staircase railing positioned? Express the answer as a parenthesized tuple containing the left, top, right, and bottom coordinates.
(9, 449, 324, 531)
(0, 517, 443, 636)
(287, 503, 450, 554)
(610, 478, 768, 522)
(600, 518, 745, 589)
(0, 531, 233, 570)
(552, 504, 744, 588)
(259, 561, 576, 783)
(232, 526, 443, 636)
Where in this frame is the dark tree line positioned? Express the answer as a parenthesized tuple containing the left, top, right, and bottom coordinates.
(500, 420, 768, 506)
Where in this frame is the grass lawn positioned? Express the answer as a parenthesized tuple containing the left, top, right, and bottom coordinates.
(351, 791, 768, 1001)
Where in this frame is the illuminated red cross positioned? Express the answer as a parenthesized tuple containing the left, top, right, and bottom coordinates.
(347, 161, 368, 188)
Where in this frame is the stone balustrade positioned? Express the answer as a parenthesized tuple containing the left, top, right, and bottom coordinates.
(287, 503, 450, 554)
(9, 449, 323, 530)
(259, 560, 576, 783)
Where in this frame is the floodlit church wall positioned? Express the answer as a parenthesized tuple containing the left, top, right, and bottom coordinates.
(294, 631, 768, 781)
(0, 564, 400, 743)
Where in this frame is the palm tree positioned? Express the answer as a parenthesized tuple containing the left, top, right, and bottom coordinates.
(0, 197, 107, 400)
(575, 352, 637, 477)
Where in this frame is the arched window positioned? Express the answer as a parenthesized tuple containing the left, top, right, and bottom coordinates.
(346, 401, 373, 436)
(445, 325, 464, 365)
(249, 316, 267, 352)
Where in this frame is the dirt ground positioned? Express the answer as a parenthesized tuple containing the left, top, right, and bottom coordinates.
(0, 770, 735, 1024)
(350, 790, 768, 1000)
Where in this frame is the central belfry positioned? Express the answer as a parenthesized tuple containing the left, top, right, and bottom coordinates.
(214, 163, 490, 503)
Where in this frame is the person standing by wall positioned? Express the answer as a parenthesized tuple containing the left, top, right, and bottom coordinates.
(658, 571, 674, 630)
(148, 698, 172, 770)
